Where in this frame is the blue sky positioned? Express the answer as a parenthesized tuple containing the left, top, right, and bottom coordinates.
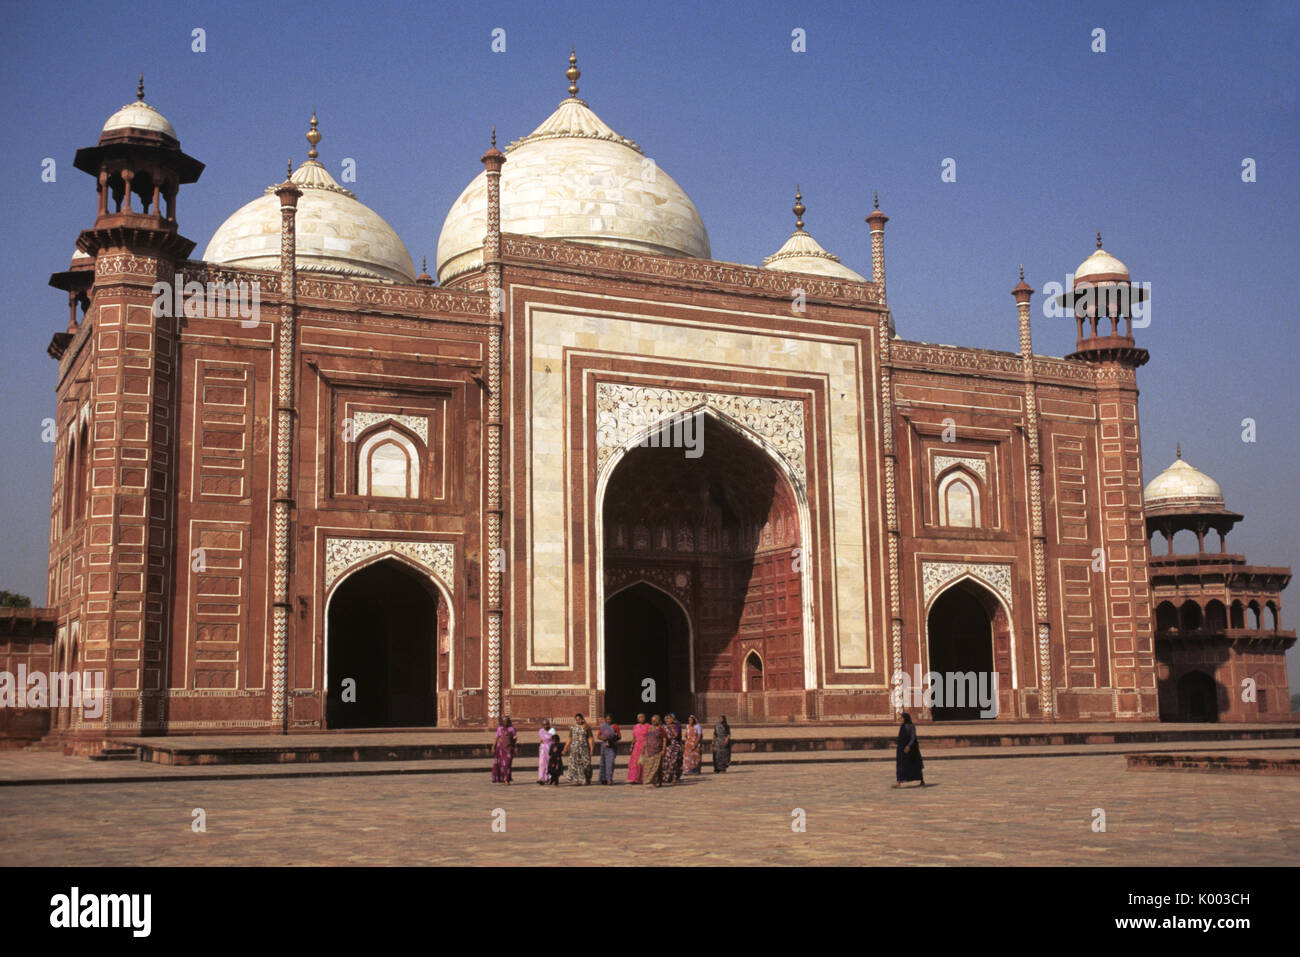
(2, 0, 1297, 685)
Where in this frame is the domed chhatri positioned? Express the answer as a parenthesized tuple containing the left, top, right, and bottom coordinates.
(203, 112, 415, 283)
(1143, 448, 1227, 514)
(100, 73, 178, 145)
(761, 186, 867, 282)
(435, 50, 711, 285)
(1074, 230, 1130, 284)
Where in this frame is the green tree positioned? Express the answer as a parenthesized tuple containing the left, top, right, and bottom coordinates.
(0, 591, 32, 607)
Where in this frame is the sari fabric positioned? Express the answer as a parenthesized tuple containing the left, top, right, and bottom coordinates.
(564, 724, 593, 784)
(537, 727, 552, 782)
(627, 722, 648, 783)
(682, 723, 703, 773)
(640, 725, 664, 786)
(896, 722, 924, 782)
(491, 725, 517, 782)
(712, 721, 732, 772)
(662, 721, 684, 784)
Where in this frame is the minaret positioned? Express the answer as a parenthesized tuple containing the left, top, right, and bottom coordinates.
(481, 124, 506, 720)
(866, 192, 889, 303)
(269, 130, 304, 732)
(1014, 266, 1054, 717)
(48, 78, 204, 739)
(1057, 234, 1156, 718)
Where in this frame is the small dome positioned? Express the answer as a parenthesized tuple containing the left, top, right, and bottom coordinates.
(102, 101, 177, 141)
(203, 115, 415, 284)
(1075, 233, 1129, 285)
(435, 52, 710, 284)
(1144, 453, 1225, 513)
(761, 190, 865, 282)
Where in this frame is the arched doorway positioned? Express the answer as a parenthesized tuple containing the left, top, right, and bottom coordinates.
(1176, 670, 1219, 723)
(604, 583, 691, 723)
(926, 581, 999, 721)
(326, 558, 440, 728)
(600, 409, 806, 722)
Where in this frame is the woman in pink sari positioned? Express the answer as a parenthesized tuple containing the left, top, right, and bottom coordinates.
(491, 716, 517, 783)
(626, 712, 648, 784)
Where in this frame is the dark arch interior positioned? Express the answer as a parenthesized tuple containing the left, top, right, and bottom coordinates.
(1176, 670, 1219, 723)
(926, 582, 996, 721)
(326, 559, 438, 728)
(604, 583, 691, 723)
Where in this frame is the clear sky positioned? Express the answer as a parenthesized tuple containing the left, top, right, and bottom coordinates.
(1, 0, 1297, 687)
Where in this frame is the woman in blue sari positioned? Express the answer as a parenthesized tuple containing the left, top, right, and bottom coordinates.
(894, 713, 925, 787)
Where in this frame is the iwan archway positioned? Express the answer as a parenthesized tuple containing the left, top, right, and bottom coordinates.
(324, 555, 450, 728)
(596, 405, 811, 722)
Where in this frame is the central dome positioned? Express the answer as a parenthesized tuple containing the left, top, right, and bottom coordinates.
(435, 53, 710, 284)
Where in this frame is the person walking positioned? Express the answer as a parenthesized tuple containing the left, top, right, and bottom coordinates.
(662, 713, 684, 784)
(491, 715, 517, 784)
(627, 713, 648, 784)
(712, 715, 732, 773)
(682, 714, 703, 774)
(597, 713, 621, 784)
(640, 714, 665, 787)
(563, 713, 595, 785)
(894, 712, 925, 788)
(536, 719, 554, 785)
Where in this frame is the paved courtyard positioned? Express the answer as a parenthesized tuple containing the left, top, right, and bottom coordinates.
(2, 751, 1297, 866)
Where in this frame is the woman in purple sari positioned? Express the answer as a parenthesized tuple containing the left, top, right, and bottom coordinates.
(491, 716, 517, 784)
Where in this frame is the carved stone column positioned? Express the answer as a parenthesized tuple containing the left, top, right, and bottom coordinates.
(481, 133, 505, 721)
(271, 173, 302, 731)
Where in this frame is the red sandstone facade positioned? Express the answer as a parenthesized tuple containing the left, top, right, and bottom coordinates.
(22, 88, 1292, 741)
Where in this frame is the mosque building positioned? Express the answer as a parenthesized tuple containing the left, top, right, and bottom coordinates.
(17, 54, 1292, 740)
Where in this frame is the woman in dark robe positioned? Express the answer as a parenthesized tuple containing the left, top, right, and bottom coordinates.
(894, 713, 925, 787)
(546, 733, 564, 785)
(712, 715, 732, 772)
(662, 714, 684, 784)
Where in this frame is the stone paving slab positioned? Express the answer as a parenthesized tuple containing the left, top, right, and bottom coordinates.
(1, 752, 1296, 866)
(3, 738, 1299, 787)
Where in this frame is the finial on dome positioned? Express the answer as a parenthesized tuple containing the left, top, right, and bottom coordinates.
(306, 109, 320, 161)
(566, 47, 581, 97)
(1176, 442, 1182, 459)
(422, 256, 427, 271)
(1019, 263, 1024, 281)
(137, 73, 145, 101)
(873, 190, 879, 211)
(793, 186, 805, 230)
(491, 125, 496, 148)
(286, 158, 293, 179)
(1097, 229, 1103, 249)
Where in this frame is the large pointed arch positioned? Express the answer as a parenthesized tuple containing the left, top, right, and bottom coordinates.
(594, 403, 816, 693)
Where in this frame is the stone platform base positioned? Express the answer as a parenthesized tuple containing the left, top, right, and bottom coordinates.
(113, 721, 1300, 767)
(1125, 749, 1300, 775)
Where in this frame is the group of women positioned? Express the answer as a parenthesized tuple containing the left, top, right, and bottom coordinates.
(490, 712, 734, 785)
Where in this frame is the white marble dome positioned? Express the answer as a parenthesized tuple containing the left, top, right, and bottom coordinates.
(203, 158, 415, 283)
(1075, 242, 1129, 284)
(435, 93, 710, 284)
(763, 228, 866, 282)
(1144, 454, 1225, 512)
(102, 100, 177, 141)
